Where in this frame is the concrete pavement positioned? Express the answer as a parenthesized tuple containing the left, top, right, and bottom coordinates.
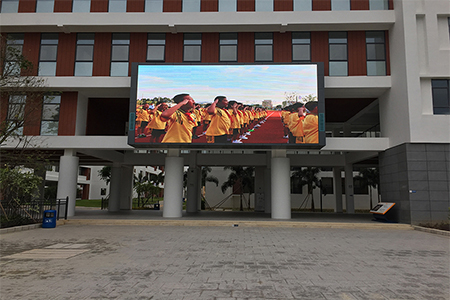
(1, 216, 449, 300)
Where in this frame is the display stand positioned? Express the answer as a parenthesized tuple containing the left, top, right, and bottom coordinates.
(370, 203, 396, 223)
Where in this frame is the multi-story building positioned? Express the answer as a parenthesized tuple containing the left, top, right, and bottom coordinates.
(1, 0, 449, 223)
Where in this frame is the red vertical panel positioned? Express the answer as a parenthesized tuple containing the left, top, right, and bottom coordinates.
(348, 31, 366, 76)
(23, 95, 42, 136)
(385, 31, 390, 75)
(311, 31, 329, 76)
(163, 0, 182, 12)
(22, 33, 40, 76)
(91, 0, 108, 12)
(56, 33, 76, 76)
(201, 0, 218, 11)
(18, 0, 36, 12)
(274, 0, 292, 11)
(312, 0, 330, 11)
(350, 0, 368, 10)
(129, 33, 147, 75)
(273, 32, 291, 62)
(201, 33, 219, 63)
(54, 0, 73, 12)
(58, 92, 78, 135)
(92, 33, 111, 76)
(165, 33, 183, 63)
(0, 95, 8, 126)
(237, 0, 254, 11)
(237, 32, 254, 62)
(388, 0, 393, 9)
(127, 0, 145, 12)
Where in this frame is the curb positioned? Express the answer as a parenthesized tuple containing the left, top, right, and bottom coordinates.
(412, 225, 450, 237)
(0, 220, 67, 235)
(63, 219, 413, 230)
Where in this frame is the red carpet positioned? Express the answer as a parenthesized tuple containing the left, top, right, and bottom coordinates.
(135, 110, 287, 145)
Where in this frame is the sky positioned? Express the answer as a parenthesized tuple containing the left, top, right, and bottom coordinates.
(137, 64, 318, 106)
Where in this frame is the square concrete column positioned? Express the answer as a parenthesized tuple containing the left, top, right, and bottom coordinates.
(108, 164, 122, 212)
(264, 168, 272, 214)
(345, 163, 355, 214)
(186, 166, 200, 213)
(119, 166, 134, 210)
(271, 151, 291, 219)
(163, 150, 184, 218)
(57, 149, 79, 217)
(254, 167, 265, 212)
(333, 167, 343, 213)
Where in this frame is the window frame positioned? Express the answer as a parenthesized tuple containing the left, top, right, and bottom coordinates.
(183, 33, 202, 62)
(365, 31, 387, 76)
(38, 33, 59, 77)
(328, 31, 348, 77)
(7, 95, 26, 136)
(147, 33, 166, 62)
(40, 95, 61, 136)
(331, 0, 350, 11)
(145, 0, 163, 12)
(254, 32, 273, 62)
(292, 32, 311, 62)
(219, 33, 238, 62)
(35, 0, 55, 12)
(74, 33, 95, 77)
(108, 0, 127, 12)
(218, 0, 236, 12)
(0, 0, 20, 13)
(110, 33, 130, 77)
(431, 79, 450, 115)
(72, 0, 91, 12)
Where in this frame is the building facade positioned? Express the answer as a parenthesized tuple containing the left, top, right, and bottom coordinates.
(1, 0, 449, 223)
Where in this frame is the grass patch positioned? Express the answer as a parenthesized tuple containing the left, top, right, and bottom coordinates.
(418, 221, 450, 231)
(76, 199, 102, 207)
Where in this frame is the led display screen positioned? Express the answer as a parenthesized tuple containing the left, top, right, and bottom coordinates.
(128, 63, 325, 149)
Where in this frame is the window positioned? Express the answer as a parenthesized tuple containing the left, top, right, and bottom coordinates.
(369, 0, 388, 10)
(366, 31, 386, 76)
(255, 33, 273, 62)
(100, 188, 107, 196)
(109, 0, 126, 12)
(36, 0, 54, 12)
(219, 33, 237, 62)
(329, 32, 347, 76)
(292, 32, 310, 62)
(218, 0, 236, 12)
(147, 33, 165, 61)
(255, 0, 273, 11)
(110, 33, 130, 77)
(331, 0, 350, 10)
(145, 0, 163, 12)
(432, 80, 450, 115)
(1, 0, 19, 13)
(4, 34, 24, 76)
(320, 178, 334, 195)
(293, 0, 311, 11)
(183, 33, 201, 62)
(7, 95, 26, 135)
(182, 0, 200, 12)
(74, 33, 95, 76)
(39, 33, 58, 76)
(40, 95, 61, 135)
(72, 0, 91, 12)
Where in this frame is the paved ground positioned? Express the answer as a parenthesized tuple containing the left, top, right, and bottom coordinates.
(0, 220, 449, 300)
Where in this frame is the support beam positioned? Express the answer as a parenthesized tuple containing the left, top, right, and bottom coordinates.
(271, 153, 291, 219)
(163, 150, 184, 218)
(108, 163, 122, 212)
(333, 167, 343, 213)
(344, 163, 355, 214)
(119, 166, 134, 210)
(57, 149, 79, 217)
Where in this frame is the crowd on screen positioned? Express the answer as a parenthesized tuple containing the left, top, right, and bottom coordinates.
(135, 93, 318, 144)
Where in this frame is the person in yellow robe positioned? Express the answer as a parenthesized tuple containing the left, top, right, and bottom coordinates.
(147, 101, 168, 143)
(160, 94, 196, 143)
(205, 96, 232, 143)
(303, 101, 319, 144)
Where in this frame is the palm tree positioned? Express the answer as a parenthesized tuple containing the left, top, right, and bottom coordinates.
(291, 167, 321, 211)
(221, 166, 255, 211)
(134, 171, 149, 208)
(356, 168, 379, 209)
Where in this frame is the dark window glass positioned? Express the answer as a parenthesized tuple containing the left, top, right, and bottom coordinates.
(220, 33, 237, 62)
(184, 33, 202, 62)
(255, 33, 273, 62)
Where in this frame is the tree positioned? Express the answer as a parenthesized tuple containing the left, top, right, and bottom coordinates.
(98, 166, 112, 186)
(221, 166, 254, 211)
(356, 167, 380, 209)
(291, 167, 321, 211)
(200, 166, 219, 209)
(1, 34, 48, 146)
(134, 171, 149, 208)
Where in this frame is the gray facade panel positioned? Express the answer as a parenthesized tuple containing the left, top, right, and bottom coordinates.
(410, 201, 430, 211)
(407, 161, 427, 171)
(427, 161, 448, 171)
(426, 151, 447, 161)
(428, 171, 448, 181)
(430, 211, 449, 222)
(429, 181, 449, 191)
(408, 171, 428, 181)
(430, 200, 450, 211)
(429, 190, 450, 201)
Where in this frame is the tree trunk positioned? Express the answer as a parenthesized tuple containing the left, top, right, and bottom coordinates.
(309, 185, 315, 212)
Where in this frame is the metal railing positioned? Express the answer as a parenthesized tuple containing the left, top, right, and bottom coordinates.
(0, 197, 69, 229)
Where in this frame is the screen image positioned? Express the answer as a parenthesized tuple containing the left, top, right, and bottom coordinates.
(128, 63, 325, 149)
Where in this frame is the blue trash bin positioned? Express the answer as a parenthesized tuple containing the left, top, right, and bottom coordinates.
(42, 210, 57, 228)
